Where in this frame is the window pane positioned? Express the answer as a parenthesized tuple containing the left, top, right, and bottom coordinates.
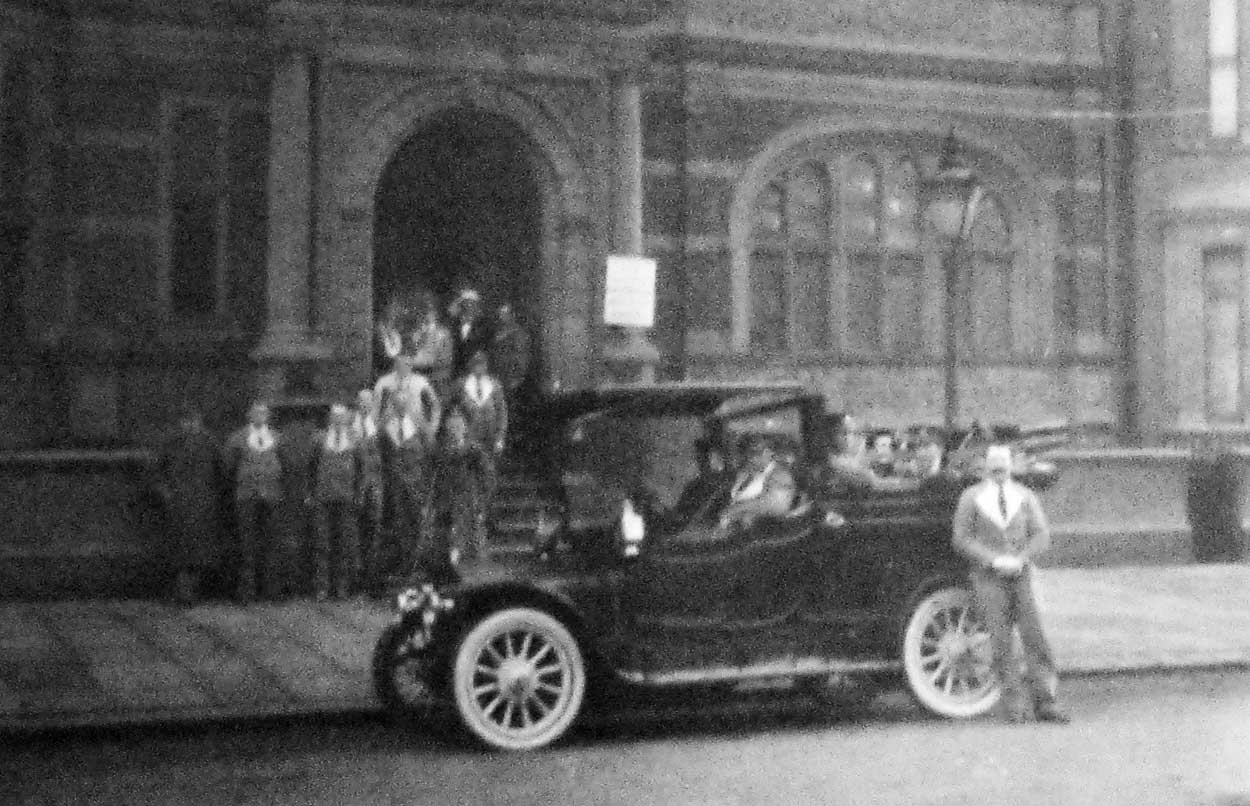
(171, 106, 221, 316)
(1211, 63, 1239, 138)
(965, 253, 1012, 361)
(786, 163, 829, 244)
(227, 109, 267, 327)
(753, 184, 784, 239)
(1076, 256, 1109, 340)
(847, 250, 881, 352)
(969, 194, 1010, 251)
(750, 248, 788, 352)
(882, 254, 923, 356)
(1204, 245, 1243, 419)
(171, 205, 218, 316)
(793, 249, 830, 351)
(844, 155, 879, 245)
(1211, 0, 1238, 57)
(882, 159, 919, 250)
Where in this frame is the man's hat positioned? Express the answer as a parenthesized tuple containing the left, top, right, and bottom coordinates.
(739, 432, 775, 455)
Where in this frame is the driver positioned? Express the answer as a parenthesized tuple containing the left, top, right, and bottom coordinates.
(718, 433, 796, 530)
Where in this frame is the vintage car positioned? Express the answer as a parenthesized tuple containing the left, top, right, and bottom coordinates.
(371, 382, 1058, 751)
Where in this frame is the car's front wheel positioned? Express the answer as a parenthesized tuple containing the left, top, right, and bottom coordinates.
(902, 584, 1000, 719)
(372, 622, 438, 721)
(451, 607, 586, 750)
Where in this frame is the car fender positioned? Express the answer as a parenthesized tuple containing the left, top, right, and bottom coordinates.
(432, 580, 597, 662)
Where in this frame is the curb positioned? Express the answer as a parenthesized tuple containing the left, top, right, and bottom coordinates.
(6, 661, 1250, 736)
(0, 698, 383, 736)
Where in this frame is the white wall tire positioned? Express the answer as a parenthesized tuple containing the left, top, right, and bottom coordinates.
(451, 607, 586, 751)
(902, 585, 1000, 719)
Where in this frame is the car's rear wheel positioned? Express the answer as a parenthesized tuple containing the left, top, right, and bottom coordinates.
(902, 584, 1000, 719)
(451, 607, 586, 751)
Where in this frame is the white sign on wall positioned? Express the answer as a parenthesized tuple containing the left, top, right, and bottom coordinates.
(603, 255, 657, 328)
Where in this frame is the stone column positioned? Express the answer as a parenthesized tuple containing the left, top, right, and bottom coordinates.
(252, 48, 329, 399)
(602, 69, 660, 384)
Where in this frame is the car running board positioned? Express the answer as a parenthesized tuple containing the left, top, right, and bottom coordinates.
(615, 656, 901, 687)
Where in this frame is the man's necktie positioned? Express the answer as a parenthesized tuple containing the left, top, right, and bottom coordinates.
(998, 483, 1009, 522)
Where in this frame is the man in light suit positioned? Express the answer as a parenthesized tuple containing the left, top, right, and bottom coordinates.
(951, 444, 1069, 724)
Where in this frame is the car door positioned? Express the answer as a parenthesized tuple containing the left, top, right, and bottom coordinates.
(802, 488, 948, 656)
(619, 497, 815, 674)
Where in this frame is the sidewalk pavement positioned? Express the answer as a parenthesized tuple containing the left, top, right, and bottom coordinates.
(2, 564, 1249, 733)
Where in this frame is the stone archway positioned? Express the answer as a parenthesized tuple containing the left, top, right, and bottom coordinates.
(373, 108, 545, 377)
(323, 79, 595, 393)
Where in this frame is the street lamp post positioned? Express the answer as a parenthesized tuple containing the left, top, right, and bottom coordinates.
(920, 133, 982, 431)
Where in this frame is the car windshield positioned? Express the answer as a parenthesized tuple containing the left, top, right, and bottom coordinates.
(560, 396, 808, 512)
(564, 411, 706, 509)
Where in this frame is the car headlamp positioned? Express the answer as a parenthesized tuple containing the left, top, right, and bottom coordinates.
(396, 587, 427, 613)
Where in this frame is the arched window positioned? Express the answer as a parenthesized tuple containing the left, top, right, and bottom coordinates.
(748, 164, 831, 352)
(787, 163, 831, 351)
(844, 155, 923, 356)
(844, 155, 881, 353)
(749, 183, 788, 352)
(963, 194, 1013, 360)
(880, 159, 923, 355)
(743, 140, 1021, 365)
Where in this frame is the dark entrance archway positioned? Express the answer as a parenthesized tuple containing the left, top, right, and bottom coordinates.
(373, 107, 543, 381)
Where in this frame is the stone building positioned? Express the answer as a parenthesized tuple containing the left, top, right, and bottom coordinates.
(0, 0, 1230, 447)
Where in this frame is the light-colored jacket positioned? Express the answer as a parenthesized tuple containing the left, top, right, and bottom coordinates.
(951, 478, 1050, 570)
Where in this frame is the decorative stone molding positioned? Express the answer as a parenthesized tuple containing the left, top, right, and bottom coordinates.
(322, 75, 598, 389)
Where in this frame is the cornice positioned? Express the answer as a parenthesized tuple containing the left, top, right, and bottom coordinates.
(647, 32, 1108, 93)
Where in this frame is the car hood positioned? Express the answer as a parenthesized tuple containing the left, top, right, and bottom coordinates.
(450, 543, 611, 591)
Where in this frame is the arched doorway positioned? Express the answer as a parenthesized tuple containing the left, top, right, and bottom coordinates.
(373, 107, 543, 384)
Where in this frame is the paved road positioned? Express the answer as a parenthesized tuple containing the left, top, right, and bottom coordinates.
(5, 669, 1250, 806)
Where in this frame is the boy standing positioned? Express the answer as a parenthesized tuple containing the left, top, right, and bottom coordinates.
(453, 351, 508, 518)
(353, 389, 387, 595)
(308, 404, 361, 600)
(222, 401, 283, 602)
(153, 405, 222, 605)
(382, 390, 433, 580)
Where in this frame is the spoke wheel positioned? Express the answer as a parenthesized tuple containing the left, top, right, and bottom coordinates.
(902, 585, 1000, 719)
(372, 622, 437, 721)
(451, 607, 586, 751)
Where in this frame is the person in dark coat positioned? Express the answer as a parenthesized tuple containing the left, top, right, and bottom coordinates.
(307, 404, 361, 600)
(452, 350, 508, 520)
(448, 288, 492, 377)
(488, 303, 532, 399)
(353, 388, 387, 595)
(429, 407, 491, 577)
(222, 401, 284, 602)
(153, 406, 222, 605)
(382, 389, 434, 580)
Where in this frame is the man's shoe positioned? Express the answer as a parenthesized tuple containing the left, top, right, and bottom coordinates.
(1034, 704, 1070, 724)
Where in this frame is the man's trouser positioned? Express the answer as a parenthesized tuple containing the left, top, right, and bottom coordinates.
(390, 476, 431, 576)
(235, 498, 278, 600)
(358, 483, 385, 593)
(312, 500, 361, 598)
(970, 564, 1058, 716)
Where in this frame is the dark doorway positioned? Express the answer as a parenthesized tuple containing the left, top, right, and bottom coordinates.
(373, 108, 543, 378)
